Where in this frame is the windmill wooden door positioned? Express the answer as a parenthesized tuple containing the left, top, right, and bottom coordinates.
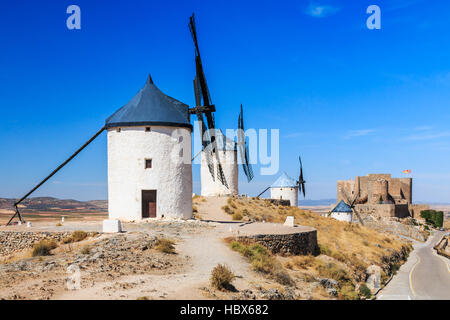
(142, 190, 157, 218)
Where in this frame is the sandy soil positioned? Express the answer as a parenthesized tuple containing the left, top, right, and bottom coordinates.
(0, 196, 304, 300)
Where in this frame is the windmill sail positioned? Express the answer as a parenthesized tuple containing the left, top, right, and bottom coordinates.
(298, 156, 306, 198)
(188, 14, 228, 188)
(237, 105, 254, 182)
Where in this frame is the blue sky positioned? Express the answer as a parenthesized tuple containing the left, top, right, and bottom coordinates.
(1, 0, 450, 202)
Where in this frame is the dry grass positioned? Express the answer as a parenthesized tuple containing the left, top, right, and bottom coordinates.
(31, 240, 58, 257)
(229, 197, 412, 299)
(155, 238, 176, 254)
(221, 205, 233, 215)
(80, 246, 91, 255)
(62, 230, 88, 244)
(232, 212, 243, 221)
(210, 264, 235, 291)
(232, 197, 410, 271)
(230, 241, 293, 286)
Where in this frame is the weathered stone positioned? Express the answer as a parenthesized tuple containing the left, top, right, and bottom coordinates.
(283, 216, 295, 227)
(236, 230, 319, 256)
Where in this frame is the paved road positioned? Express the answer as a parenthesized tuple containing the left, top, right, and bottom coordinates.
(378, 231, 450, 300)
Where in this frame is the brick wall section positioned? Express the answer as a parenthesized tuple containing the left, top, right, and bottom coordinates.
(0, 231, 72, 257)
(236, 230, 320, 256)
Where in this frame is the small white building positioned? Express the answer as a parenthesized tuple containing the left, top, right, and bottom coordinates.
(330, 200, 353, 223)
(270, 172, 298, 207)
(106, 75, 193, 221)
(201, 129, 238, 196)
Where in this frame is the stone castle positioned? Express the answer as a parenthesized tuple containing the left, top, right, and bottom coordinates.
(337, 174, 428, 218)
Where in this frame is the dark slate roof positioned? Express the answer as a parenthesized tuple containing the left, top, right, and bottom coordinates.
(106, 75, 192, 130)
(331, 200, 352, 213)
(271, 172, 298, 188)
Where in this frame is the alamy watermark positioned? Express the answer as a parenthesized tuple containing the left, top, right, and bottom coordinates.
(168, 122, 280, 176)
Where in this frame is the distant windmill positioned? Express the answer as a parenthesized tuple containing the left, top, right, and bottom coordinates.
(257, 156, 306, 206)
(339, 179, 365, 225)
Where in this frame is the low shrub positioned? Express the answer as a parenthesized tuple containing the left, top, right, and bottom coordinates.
(338, 284, 359, 300)
(292, 255, 316, 269)
(222, 205, 233, 215)
(317, 262, 351, 285)
(32, 240, 58, 257)
(230, 241, 293, 286)
(359, 283, 372, 299)
(62, 230, 88, 244)
(420, 210, 444, 228)
(210, 264, 235, 290)
(155, 238, 176, 254)
(232, 212, 243, 221)
(80, 246, 91, 255)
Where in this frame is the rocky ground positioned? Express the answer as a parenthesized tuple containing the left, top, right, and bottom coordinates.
(357, 214, 428, 242)
(0, 196, 418, 300)
(434, 234, 450, 259)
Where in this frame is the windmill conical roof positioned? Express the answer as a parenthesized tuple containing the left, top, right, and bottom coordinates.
(331, 200, 352, 213)
(271, 172, 297, 188)
(106, 75, 192, 130)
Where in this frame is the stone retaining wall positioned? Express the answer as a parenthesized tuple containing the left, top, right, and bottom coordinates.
(0, 231, 72, 257)
(236, 230, 319, 256)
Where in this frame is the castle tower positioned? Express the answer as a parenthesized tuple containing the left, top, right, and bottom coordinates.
(270, 172, 298, 207)
(106, 75, 193, 221)
(368, 178, 389, 204)
(201, 129, 238, 196)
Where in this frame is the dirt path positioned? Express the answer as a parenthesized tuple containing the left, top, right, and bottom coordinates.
(50, 194, 275, 300)
(53, 226, 265, 300)
(196, 196, 232, 222)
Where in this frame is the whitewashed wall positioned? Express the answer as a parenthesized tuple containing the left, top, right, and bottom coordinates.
(107, 126, 192, 221)
(201, 150, 238, 196)
(270, 187, 298, 207)
(330, 211, 353, 223)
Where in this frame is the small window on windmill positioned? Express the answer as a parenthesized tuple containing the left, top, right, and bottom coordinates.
(145, 159, 152, 169)
(145, 127, 151, 132)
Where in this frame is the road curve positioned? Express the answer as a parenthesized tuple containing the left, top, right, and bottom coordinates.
(377, 231, 450, 300)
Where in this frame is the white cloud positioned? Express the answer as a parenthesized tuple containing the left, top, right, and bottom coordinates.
(414, 125, 433, 131)
(344, 129, 375, 139)
(305, 2, 340, 18)
(404, 131, 450, 141)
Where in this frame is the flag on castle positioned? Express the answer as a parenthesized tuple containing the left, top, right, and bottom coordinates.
(402, 169, 411, 174)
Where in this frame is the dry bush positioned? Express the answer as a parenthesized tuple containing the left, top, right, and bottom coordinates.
(56, 223, 62, 227)
(155, 238, 176, 254)
(230, 241, 293, 286)
(32, 240, 58, 257)
(232, 212, 243, 221)
(210, 264, 235, 291)
(227, 198, 237, 209)
(222, 205, 233, 215)
(292, 255, 316, 269)
(71, 230, 88, 242)
(230, 197, 411, 285)
(192, 205, 198, 213)
(62, 230, 88, 244)
(80, 246, 91, 255)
